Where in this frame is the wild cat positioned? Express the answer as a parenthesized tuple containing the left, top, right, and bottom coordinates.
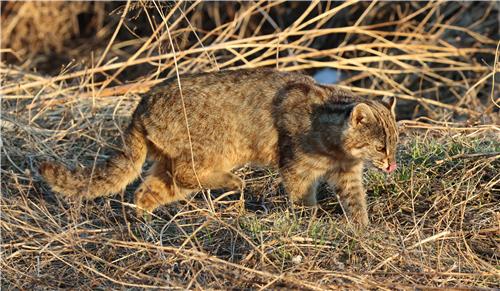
(40, 68, 398, 226)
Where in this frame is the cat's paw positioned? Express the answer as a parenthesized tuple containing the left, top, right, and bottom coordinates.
(291, 193, 317, 207)
(350, 210, 369, 227)
(134, 186, 162, 220)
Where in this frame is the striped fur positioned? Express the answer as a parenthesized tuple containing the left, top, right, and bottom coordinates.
(39, 69, 398, 225)
(40, 124, 147, 199)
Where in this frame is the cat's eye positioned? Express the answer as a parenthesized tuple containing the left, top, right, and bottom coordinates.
(376, 146, 385, 152)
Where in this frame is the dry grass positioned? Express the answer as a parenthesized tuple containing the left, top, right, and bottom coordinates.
(1, 1, 499, 289)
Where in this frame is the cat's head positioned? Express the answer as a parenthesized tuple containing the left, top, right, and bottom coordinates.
(343, 97, 399, 173)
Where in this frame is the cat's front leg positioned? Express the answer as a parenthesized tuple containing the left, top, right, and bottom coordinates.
(280, 155, 327, 207)
(327, 162, 369, 226)
(281, 166, 320, 206)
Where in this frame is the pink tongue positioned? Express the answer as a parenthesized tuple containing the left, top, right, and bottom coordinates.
(386, 162, 397, 173)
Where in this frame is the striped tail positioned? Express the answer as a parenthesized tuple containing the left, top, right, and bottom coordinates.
(40, 124, 147, 199)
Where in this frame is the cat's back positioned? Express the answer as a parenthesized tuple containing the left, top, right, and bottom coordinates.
(135, 69, 315, 132)
(133, 69, 314, 163)
(142, 69, 312, 111)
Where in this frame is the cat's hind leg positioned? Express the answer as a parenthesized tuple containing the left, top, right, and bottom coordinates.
(173, 161, 246, 209)
(134, 159, 192, 218)
(173, 161, 245, 191)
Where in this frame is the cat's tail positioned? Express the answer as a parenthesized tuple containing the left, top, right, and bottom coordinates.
(39, 124, 148, 199)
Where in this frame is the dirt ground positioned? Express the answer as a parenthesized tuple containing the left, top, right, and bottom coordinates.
(1, 1, 499, 289)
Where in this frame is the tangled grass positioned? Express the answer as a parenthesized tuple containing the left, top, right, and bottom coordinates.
(1, 1, 499, 289)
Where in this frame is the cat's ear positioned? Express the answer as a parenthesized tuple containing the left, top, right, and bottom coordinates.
(382, 96, 397, 117)
(351, 103, 374, 127)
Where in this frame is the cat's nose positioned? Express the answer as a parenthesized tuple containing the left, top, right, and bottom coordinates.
(385, 162, 397, 173)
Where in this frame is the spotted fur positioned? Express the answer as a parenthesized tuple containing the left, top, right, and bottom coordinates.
(40, 68, 398, 225)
